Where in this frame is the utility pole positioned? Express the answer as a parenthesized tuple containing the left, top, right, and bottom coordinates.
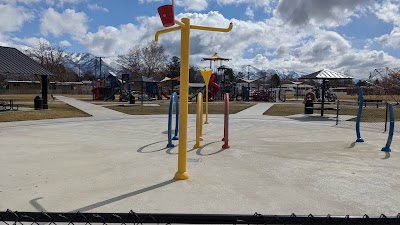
(247, 65, 250, 102)
(99, 57, 102, 86)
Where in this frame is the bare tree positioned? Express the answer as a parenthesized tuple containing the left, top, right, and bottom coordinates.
(118, 41, 168, 80)
(117, 46, 142, 76)
(28, 40, 75, 81)
(141, 41, 168, 79)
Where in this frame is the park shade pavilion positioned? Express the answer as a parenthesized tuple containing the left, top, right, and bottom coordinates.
(299, 69, 353, 116)
(0, 46, 53, 109)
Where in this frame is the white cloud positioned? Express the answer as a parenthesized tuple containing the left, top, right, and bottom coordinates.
(253, 54, 269, 64)
(275, 0, 372, 27)
(138, 0, 163, 4)
(372, 0, 400, 49)
(245, 6, 254, 19)
(70, 9, 399, 79)
(294, 31, 352, 63)
(78, 23, 145, 56)
(175, 0, 208, 11)
(87, 3, 109, 13)
(0, 3, 34, 32)
(40, 8, 88, 37)
(44, 0, 83, 7)
(1, 0, 41, 4)
(374, 0, 400, 25)
(216, 0, 277, 14)
(12, 36, 51, 48)
(59, 40, 72, 47)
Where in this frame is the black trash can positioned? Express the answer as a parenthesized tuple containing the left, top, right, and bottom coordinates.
(129, 95, 135, 104)
(304, 99, 313, 114)
(34, 96, 43, 110)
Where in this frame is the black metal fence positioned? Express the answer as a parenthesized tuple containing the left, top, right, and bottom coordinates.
(1, 210, 400, 225)
(337, 100, 395, 132)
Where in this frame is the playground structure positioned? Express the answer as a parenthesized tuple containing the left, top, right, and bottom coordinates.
(202, 53, 231, 72)
(91, 73, 160, 104)
(187, 72, 220, 102)
(91, 72, 124, 101)
(365, 67, 400, 104)
(156, 0, 232, 180)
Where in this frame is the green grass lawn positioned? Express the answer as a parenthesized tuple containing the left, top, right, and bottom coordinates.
(0, 101, 90, 122)
(264, 102, 396, 122)
(107, 102, 256, 115)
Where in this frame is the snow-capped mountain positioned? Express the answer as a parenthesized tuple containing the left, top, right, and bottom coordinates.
(230, 65, 305, 80)
(65, 52, 121, 77)
(64, 51, 306, 80)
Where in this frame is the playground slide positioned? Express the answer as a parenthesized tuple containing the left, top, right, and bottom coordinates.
(105, 88, 120, 101)
(209, 74, 220, 99)
(162, 92, 171, 99)
(189, 85, 206, 101)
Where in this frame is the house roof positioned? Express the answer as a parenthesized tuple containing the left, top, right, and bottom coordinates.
(0, 46, 53, 76)
(299, 69, 353, 80)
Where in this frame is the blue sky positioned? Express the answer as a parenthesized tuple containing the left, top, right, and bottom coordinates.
(1, 0, 400, 78)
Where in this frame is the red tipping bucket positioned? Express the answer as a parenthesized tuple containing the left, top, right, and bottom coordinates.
(158, 4, 175, 27)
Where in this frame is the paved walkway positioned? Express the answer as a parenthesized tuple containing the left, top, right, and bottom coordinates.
(55, 96, 275, 118)
(54, 96, 131, 119)
(234, 102, 275, 116)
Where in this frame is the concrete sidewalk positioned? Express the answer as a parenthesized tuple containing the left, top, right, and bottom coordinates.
(55, 96, 131, 119)
(235, 103, 275, 116)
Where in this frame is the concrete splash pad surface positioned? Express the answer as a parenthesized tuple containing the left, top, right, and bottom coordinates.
(0, 99, 399, 216)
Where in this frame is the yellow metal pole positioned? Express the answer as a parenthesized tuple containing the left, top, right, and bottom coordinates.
(200, 96, 203, 141)
(174, 18, 190, 180)
(205, 82, 209, 124)
(155, 26, 181, 42)
(190, 23, 233, 32)
(194, 92, 203, 148)
(200, 69, 212, 124)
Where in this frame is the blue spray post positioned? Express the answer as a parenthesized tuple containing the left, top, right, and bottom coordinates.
(356, 83, 364, 143)
(167, 92, 179, 148)
(382, 103, 394, 152)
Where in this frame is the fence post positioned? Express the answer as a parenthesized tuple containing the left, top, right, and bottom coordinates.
(356, 84, 364, 142)
(382, 104, 394, 152)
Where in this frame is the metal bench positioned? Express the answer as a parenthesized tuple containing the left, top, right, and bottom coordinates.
(0, 99, 19, 111)
(304, 100, 340, 124)
(362, 99, 383, 108)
